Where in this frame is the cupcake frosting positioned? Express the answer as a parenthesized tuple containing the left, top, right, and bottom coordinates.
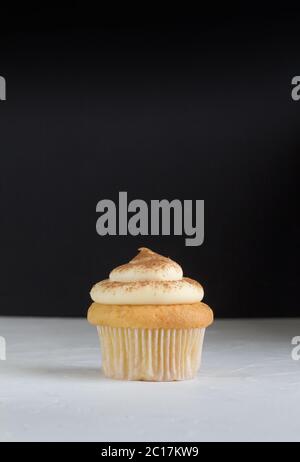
(90, 248, 204, 305)
(109, 247, 183, 282)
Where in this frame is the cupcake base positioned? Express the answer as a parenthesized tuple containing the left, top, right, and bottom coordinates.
(97, 326, 205, 381)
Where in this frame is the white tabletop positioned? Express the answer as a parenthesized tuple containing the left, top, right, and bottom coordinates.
(1, 316, 299, 442)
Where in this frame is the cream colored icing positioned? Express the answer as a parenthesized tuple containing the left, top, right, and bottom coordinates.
(90, 248, 204, 305)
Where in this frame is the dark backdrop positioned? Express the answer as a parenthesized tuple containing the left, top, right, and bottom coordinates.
(0, 8, 299, 318)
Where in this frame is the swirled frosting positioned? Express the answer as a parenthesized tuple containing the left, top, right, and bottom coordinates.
(90, 248, 204, 305)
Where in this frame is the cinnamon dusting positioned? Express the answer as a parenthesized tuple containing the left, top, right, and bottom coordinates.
(97, 277, 202, 292)
(112, 247, 180, 273)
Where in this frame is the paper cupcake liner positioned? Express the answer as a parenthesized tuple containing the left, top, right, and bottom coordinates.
(97, 326, 205, 381)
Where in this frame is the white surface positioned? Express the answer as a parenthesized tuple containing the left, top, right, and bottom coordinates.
(0, 317, 299, 442)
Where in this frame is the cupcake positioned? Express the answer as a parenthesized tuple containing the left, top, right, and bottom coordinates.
(88, 248, 213, 381)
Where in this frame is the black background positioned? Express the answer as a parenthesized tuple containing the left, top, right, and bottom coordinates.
(0, 7, 299, 318)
